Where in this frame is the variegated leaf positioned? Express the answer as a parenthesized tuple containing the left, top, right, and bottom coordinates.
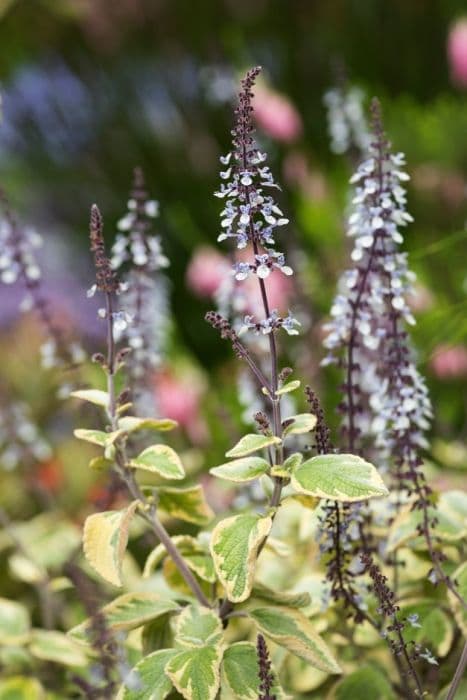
(249, 606, 341, 674)
(291, 453, 388, 502)
(226, 434, 281, 458)
(210, 514, 272, 602)
(210, 456, 270, 483)
(118, 416, 178, 433)
(165, 644, 223, 700)
(0, 598, 30, 645)
(74, 428, 123, 447)
(29, 630, 88, 666)
(69, 592, 179, 642)
(143, 535, 215, 583)
(117, 648, 177, 699)
(282, 413, 317, 436)
(276, 380, 301, 396)
(222, 642, 287, 700)
(174, 604, 223, 648)
(157, 485, 214, 525)
(130, 445, 185, 479)
(71, 389, 110, 408)
(83, 502, 139, 586)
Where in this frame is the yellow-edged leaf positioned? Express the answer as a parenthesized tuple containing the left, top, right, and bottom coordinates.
(157, 485, 214, 525)
(117, 648, 177, 699)
(165, 644, 223, 700)
(282, 413, 317, 436)
(210, 456, 270, 483)
(69, 592, 179, 643)
(71, 389, 110, 408)
(210, 514, 272, 603)
(291, 453, 388, 502)
(83, 501, 139, 587)
(130, 445, 185, 480)
(249, 606, 341, 674)
(226, 434, 281, 458)
(118, 416, 178, 433)
(174, 604, 223, 648)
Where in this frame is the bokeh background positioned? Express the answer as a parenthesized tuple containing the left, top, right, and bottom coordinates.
(0, 0, 466, 514)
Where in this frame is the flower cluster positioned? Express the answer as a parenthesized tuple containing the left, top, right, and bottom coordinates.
(256, 634, 276, 700)
(88, 204, 133, 331)
(322, 99, 429, 454)
(110, 168, 170, 412)
(214, 66, 299, 337)
(323, 84, 370, 157)
(0, 189, 85, 372)
(361, 552, 427, 694)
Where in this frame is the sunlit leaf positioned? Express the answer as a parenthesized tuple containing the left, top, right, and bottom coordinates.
(143, 535, 215, 583)
(130, 445, 185, 479)
(249, 582, 311, 609)
(71, 389, 110, 408)
(0, 676, 45, 699)
(226, 434, 281, 458)
(0, 598, 30, 645)
(74, 428, 123, 447)
(210, 456, 270, 483)
(29, 630, 88, 667)
(276, 380, 301, 396)
(210, 514, 272, 602)
(291, 454, 388, 502)
(249, 606, 341, 674)
(118, 416, 178, 433)
(83, 501, 139, 587)
(157, 485, 214, 525)
(282, 413, 317, 436)
(69, 593, 180, 642)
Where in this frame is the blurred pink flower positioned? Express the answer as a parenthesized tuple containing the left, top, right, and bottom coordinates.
(154, 370, 208, 444)
(186, 246, 230, 298)
(447, 18, 467, 87)
(253, 86, 303, 143)
(430, 344, 467, 379)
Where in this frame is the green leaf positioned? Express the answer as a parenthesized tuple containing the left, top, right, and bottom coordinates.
(276, 380, 301, 396)
(88, 455, 113, 471)
(210, 456, 270, 483)
(118, 416, 178, 433)
(166, 645, 223, 700)
(282, 413, 317, 436)
(387, 491, 467, 552)
(74, 428, 123, 447)
(83, 501, 139, 587)
(400, 601, 453, 657)
(130, 445, 185, 480)
(144, 536, 216, 583)
(157, 485, 214, 525)
(249, 606, 341, 674)
(283, 452, 303, 471)
(71, 389, 110, 408)
(4, 513, 80, 571)
(0, 677, 45, 699)
(29, 630, 88, 667)
(0, 598, 30, 645)
(291, 453, 388, 502)
(333, 665, 396, 699)
(448, 561, 467, 636)
(69, 593, 180, 642)
(117, 649, 177, 699)
(210, 514, 272, 603)
(142, 614, 174, 654)
(226, 434, 281, 458)
(249, 581, 311, 608)
(174, 604, 223, 648)
(222, 642, 286, 700)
